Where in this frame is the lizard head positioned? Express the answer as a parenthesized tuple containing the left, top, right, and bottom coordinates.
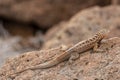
(97, 29, 110, 38)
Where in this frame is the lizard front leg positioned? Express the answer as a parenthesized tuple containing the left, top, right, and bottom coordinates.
(92, 42, 105, 53)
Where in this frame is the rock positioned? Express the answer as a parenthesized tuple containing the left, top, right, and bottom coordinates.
(43, 6, 120, 49)
(4, 22, 34, 38)
(0, 5, 120, 80)
(112, 0, 120, 5)
(0, 0, 110, 28)
(0, 34, 44, 67)
(0, 21, 10, 38)
(0, 37, 23, 67)
(0, 37, 120, 80)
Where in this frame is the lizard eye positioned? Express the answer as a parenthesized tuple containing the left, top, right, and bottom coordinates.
(89, 39, 93, 41)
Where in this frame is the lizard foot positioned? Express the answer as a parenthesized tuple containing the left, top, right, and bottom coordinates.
(68, 52, 79, 65)
(91, 42, 105, 53)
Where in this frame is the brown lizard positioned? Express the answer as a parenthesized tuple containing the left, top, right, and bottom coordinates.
(9, 29, 109, 75)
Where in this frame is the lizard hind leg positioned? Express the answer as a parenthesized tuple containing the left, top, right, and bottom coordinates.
(68, 51, 80, 65)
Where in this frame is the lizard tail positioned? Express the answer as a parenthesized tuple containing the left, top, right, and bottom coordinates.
(7, 59, 59, 76)
(28, 52, 69, 69)
(8, 52, 69, 76)
(29, 58, 60, 69)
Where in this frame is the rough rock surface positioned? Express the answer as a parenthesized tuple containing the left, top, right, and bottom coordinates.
(0, 37, 120, 80)
(43, 6, 120, 49)
(0, 0, 110, 28)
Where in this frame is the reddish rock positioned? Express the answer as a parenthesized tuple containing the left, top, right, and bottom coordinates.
(112, 0, 120, 5)
(0, 0, 110, 28)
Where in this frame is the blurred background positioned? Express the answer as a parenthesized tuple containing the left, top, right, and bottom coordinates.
(0, 0, 119, 67)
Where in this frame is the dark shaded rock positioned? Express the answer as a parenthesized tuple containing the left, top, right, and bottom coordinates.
(4, 22, 34, 38)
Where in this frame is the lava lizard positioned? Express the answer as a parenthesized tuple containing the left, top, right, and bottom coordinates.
(9, 29, 109, 75)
